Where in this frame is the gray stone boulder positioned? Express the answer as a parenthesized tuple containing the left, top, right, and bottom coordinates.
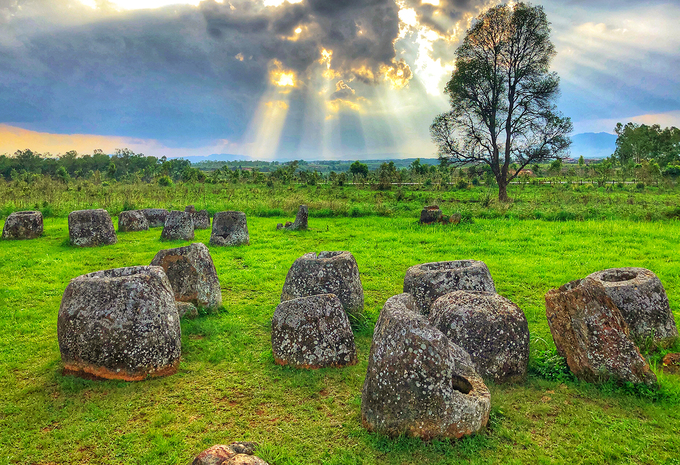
(176, 301, 199, 319)
(587, 267, 678, 348)
(278, 205, 308, 231)
(2, 211, 43, 239)
(545, 277, 657, 387)
(57, 266, 180, 381)
(141, 208, 169, 228)
(118, 210, 149, 232)
(361, 293, 491, 439)
(404, 260, 496, 315)
(429, 291, 530, 384)
(420, 205, 443, 224)
(150, 242, 222, 310)
(210, 211, 249, 246)
(281, 251, 364, 318)
(161, 210, 194, 241)
(272, 294, 357, 369)
(192, 210, 211, 229)
(192, 442, 268, 465)
(68, 209, 117, 247)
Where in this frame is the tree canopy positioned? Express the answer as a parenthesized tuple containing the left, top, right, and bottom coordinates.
(430, 2, 572, 201)
(614, 122, 680, 167)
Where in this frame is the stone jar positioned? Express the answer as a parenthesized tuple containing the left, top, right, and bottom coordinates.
(210, 211, 250, 246)
(2, 211, 43, 239)
(68, 209, 117, 247)
(57, 266, 181, 381)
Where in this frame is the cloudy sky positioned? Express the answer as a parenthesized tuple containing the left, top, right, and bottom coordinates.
(0, 0, 678, 159)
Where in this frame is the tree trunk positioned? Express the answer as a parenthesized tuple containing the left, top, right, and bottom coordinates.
(498, 181, 509, 202)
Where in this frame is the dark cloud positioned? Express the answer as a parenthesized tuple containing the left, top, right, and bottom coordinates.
(329, 80, 355, 101)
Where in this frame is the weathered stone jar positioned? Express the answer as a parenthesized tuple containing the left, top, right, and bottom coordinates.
(142, 208, 169, 228)
(404, 260, 496, 315)
(587, 267, 678, 348)
(210, 211, 250, 246)
(361, 293, 491, 439)
(429, 290, 530, 384)
(186, 205, 210, 230)
(277, 205, 308, 231)
(420, 205, 443, 224)
(545, 277, 657, 387)
(272, 294, 357, 369)
(57, 266, 181, 381)
(2, 211, 43, 239)
(68, 209, 117, 247)
(150, 242, 222, 310)
(281, 251, 364, 318)
(118, 210, 149, 232)
(161, 210, 194, 241)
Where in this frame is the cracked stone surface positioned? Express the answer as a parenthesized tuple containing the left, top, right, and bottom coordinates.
(404, 260, 496, 315)
(545, 277, 657, 387)
(210, 211, 250, 246)
(118, 210, 149, 232)
(192, 442, 268, 465)
(281, 251, 364, 318)
(150, 242, 222, 310)
(587, 268, 678, 348)
(361, 293, 491, 440)
(429, 291, 529, 384)
(161, 210, 194, 241)
(57, 266, 180, 381)
(2, 211, 43, 239)
(68, 209, 117, 247)
(272, 294, 357, 369)
(141, 208, 169, 228)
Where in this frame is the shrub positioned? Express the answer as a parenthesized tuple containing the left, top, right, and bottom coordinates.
(529, 347, 574, 383)
(158, 175, 173, 187)
(636, 182, 645, 190)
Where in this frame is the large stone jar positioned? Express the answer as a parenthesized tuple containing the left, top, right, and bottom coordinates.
(161, 210, 194, 241)
(281, 251, 364, 318)
(210, 211, 250, 246)
(2, 211, 43, 239)
(68, 209, 117, 247)
(404, 260, 496, 315)
(57, 266, 181, 381)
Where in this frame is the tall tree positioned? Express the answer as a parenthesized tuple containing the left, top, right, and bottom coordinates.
(614, 122, 680, 166)
(430, 2, 572, 201)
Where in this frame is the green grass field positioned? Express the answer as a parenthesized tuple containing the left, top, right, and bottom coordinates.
(1, 216, 680, 464)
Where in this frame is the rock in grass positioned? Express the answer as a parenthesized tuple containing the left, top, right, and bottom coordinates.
(210, 211, 249, 246)
(279, 205, 308, 231)
(361, 293, 490, 439)
(587, 268, 678, 349)
(662, 353, 680, 375)
(272, 294, 357, 369)
(420, 205, 443, 224)
(2, 211, 43, 239)
(281, 251, 364, 319)
(68, 209, 117, 247)
(118, 210, 149, 232)
(429, 291, 530, 384)
(192, 442, 268, 465)
(545, 277, 657, 387)
(404, 260, 496, 315)
(150, 242, 222, 310)
(177, 301, 199, 319)
(57, 266, 180, 381)
(142, 208, 169, 228)
(161, 210, 194, 241)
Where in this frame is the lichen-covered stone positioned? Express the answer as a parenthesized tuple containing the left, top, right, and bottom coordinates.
(142, 208, 169, 228)
(68, 209, 117, 247)
(177, 301, 199, 319)
(191, 442, 268, 465)
(161, 210, 194, 241)
(118, 210, 149, 232)
(280, 205, 308, 231)
(361, 293, 490, 439)
(420, 205, 442, 224)
(57, 266, 180, 381)
(193, 210, 211, 229)
(2, 211, 43, 239)
(404, 260, 496, 315)
(281, 251, 364, 318)
(210, 211, 249, 246)
(545, 277, 657, 387)
(587, 268, 678, 348)
(150, 242, 222, 310)
(429, 291, 529, 384)
(272, 294, 357, 369)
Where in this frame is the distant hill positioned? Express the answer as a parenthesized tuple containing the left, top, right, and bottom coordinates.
(173, 153, 252, 164)
(570, 132, 617, 159)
